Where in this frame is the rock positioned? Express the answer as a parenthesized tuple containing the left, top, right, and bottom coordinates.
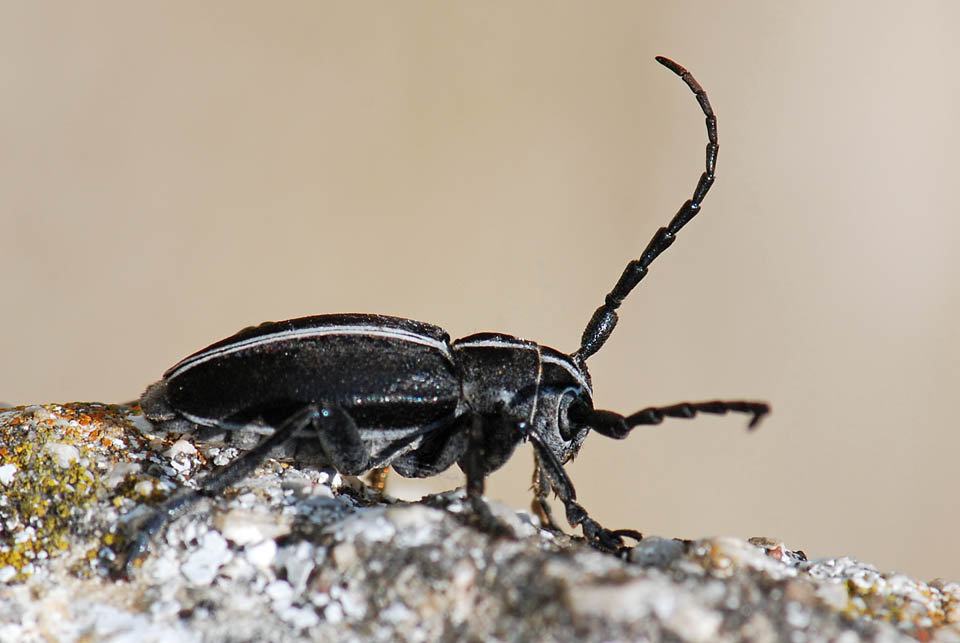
(1, 403, 958, 642)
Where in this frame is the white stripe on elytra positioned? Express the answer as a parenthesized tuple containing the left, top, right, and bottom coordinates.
(167, 324, 454, 379)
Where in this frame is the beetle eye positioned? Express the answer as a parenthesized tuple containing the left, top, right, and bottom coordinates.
(557, 392, 587, 442)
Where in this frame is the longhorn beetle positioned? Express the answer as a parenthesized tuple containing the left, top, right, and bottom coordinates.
(126, 57, 768, 572)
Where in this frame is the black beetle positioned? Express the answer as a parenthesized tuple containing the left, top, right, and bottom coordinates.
(126, 57, 768, 571)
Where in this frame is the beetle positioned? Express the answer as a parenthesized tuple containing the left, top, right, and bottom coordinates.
(125, 57, 768, 571)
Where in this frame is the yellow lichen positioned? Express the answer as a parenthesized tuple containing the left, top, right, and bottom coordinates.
(0, 403, 153, 581)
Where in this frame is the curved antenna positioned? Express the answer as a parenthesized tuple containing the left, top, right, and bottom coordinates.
(573, 56, 717, 364)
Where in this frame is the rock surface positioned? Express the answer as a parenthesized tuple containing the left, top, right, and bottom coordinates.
(1, 403, 958, 642)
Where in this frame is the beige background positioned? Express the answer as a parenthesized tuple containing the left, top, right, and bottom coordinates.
(2, 3, 958, 581)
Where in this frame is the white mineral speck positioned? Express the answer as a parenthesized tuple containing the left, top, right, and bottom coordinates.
(667, 604, 722, 643)
(509, 510, 539, 538)
(310, 481, 335, 499)
(380, 601, 412, 624)
(849, 569, 879, 591)
(127, 412, 154, 435)
(44, 442, 79, 467)
(785, 601, 811, 628)
(169, 459, 192, 475)
(0, 463, 17, 486)
(324, 602, 344, 624)
(277, 542, 316, 592)
(150, 599, 183, 621)
(571, 577, 658, 621)
(90, 604, 151, 640)
(387, 505, 444, 547)
(165, 439, 197, 459)
(331, 542, 358, 569)
(218, 512, 269, 545)
(134, 480, 155, 496)
(246, 539, 278, 569)
(814, 581, 849, 611)
(14, 526, 35, 544)
(104, 462, 142, 488)
(265, 579, 294, 605)
(150, 552, 182, 583)
(338, 511, 396, 543)
(452, 560, 475, 588)
(281, 605, 320, 630)
(213, 448, 238, 467)
(29, 407, 54, 421)
(0, 566, 16, 582)
(338, 589, 367, 620)
(181, 531, 231, 585)
(834, 633, 861, 643)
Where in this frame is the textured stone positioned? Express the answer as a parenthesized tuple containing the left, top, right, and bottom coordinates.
(1, 403, 958, 642)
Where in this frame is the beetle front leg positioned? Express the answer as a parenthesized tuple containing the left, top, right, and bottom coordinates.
(527, 432, 642, 550)
(531, 451, 562, 532)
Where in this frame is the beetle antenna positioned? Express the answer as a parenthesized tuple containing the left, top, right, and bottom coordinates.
(573, 57, 717, 364)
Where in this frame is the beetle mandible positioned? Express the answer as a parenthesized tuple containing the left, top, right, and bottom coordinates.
(126, 57, 768, 571)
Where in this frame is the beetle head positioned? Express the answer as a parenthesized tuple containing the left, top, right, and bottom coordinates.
(529, 347, 594, 464)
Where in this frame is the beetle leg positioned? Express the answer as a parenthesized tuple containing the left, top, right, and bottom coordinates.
(461, 414, 487, 500)
(527, 432, 642, 551)
(579, 399, 769, 440)
(530, 451, 562, 531)
(391, 414, 470, 478)
(120, 405, 322, 577)
(312, 405, 370, 475)
(442, 414, 518, 539)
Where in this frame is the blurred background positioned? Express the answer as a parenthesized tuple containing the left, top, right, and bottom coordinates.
(2, 3, 957, 581)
